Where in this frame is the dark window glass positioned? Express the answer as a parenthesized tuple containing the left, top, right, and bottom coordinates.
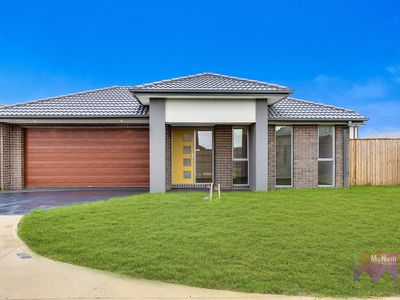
(196, 130, 213, 183)
(318, 161, 333, 185)
(233, 161, 248, 184)
(276, 126, 292, 186)
(319, 126, 334, 158)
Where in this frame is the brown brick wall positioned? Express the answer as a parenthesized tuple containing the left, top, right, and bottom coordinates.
(165, 125, 171, 191)
(0, 123, 24, 190)
(293, 125, 319, 188)
(214, 125, 233, 190)
(268, 125, 346, 189)
(268, 125, 276, 189)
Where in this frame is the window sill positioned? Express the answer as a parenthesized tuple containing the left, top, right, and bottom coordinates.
(275, 185, 293, 188)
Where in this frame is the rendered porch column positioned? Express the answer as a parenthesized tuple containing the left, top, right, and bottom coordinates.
(149, 98, 166, 193)
(249, 99, 268, 191)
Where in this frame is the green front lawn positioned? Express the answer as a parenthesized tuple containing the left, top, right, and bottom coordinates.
(19, 187, 400, 297)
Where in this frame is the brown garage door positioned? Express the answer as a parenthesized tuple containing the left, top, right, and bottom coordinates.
(25, 128, 149, 187)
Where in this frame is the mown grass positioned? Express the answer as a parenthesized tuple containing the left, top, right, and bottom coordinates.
(19, 187, 400, 297)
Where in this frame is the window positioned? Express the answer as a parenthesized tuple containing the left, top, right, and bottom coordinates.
(233, 128, 248, 159)
(276, 126, 292, 186)
(233, 127, 248, 185)
(318, 126, 335, 186)
(233, 161, 248, 184)
(196, 130, 213, 183)
(183, 133, 192, 142)
(183, 146, 191, 154)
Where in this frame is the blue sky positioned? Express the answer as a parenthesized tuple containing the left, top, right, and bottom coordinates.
(0, 0, 399, 136)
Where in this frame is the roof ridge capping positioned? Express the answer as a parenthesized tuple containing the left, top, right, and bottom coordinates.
(132, 73, 209, 88)
(0, 86, 129, 109)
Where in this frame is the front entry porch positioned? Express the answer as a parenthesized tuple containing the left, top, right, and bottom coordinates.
(166, 125, 261, 191)
(149, 98, 269, 193)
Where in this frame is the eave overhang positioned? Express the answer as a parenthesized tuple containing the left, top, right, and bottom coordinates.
(130, 91, 292, 105)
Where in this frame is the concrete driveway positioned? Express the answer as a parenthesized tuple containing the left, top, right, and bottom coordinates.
(0, 188, 147, 215)
(0, 215, 282, 300)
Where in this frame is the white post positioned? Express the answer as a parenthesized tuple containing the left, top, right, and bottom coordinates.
(218, 184, 221, 200)
(209, 183, 213, 202)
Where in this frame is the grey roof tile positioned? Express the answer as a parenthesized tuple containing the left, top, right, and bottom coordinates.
(0, 86, 148, 118)
(268, 97, 367, 121)
(0, 79, 366, 122)
(132, 72, 292, 93)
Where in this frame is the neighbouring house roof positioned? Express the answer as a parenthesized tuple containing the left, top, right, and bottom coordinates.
(131, 72, 292, 94)
(0, 86, 148, 118)
(363, 131, 400, 138)
(268, 97, 367, 122)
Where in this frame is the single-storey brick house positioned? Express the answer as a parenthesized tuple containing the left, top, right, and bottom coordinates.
(0, 73, 367, 192)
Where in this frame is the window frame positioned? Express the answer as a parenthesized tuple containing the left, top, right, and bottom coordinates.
(275, 126, 293, 188)
(194, 128, 214, 184)
(232, 126, 249, 186)
(317, 125, 335, 187)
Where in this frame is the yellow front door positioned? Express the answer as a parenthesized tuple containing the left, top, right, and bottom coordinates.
(172, 128, 194, 184)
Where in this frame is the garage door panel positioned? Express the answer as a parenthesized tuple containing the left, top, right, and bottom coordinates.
(26, 150, 149, 156)
(26, 133, 149, 139)
(27, 161, 149, 168)
(27, 180, 149, 187)
(27, 138, 150, 146)
(27, 153, 149, 161)
(28, 174, 149, 180)
(26, 149, 149, 155)
(26, 140, 148, 150)
(27, 128, 149, 138)
(26, 141, 149, 151)
(25, 128, 150, 187)
(28, 167, 149, 176)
